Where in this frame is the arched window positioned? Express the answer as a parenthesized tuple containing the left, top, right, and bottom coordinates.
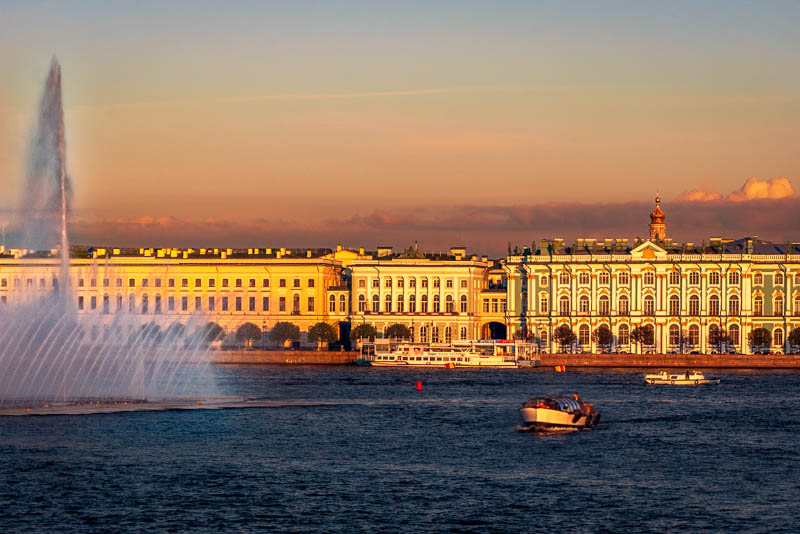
(774, 328, 783, 346)
(293, 294, 301, 313)
(446, 295, 454, 313)
(775, 272, 784, 285)
(397, 295, 404, 313)
(579, 295, 590, 314)
(689, 295, 700, 316)
(141, 294, 149, 314)
(431, 326, 440, 343)
(728, 271, 740, 285)
(729, 324, 740, 345)
(669, 324, 680, 345)
(460, 326, 467, 340)
(669, 295, 680, 316)
(539, 296, 548, 314)
(709, 323, 719, 345)
(371, 294, 379, 313)
(579, 324, 590, 345)
(445, 327, 452, 343)
(599, 272, 609, 285)
(339, 294, 347, 312)
(599, 295, 609, 315)
(644, 296, 655, 315)
(709, 272, 720, 285)
(795, 295, 800, 315)
(754, 273, 763, 285)
(618, 271, 630, 285)
(774, 295, 784, 315)
(559, 296, 570, 316)
(540, 330, 548, 346)
(709, 295, 720, 316)
(729, 295, 740, 315)
(753, 295, 763, 316)
(384, 293, 392, 313)
(618, 295, 629, 315)
(460, 294, 468, 313)
(420, 326, 428, 343)
(689, 272, 700, 285)
(409, 294, 416, 313)
(433, 295, 441, 313)
(421, 294, 428, 313)
(540, 275, 548, 286)
(618, 324, 630, 345)
(688, 324, 700, 345)
(358, 294, 366, 312)
(409, 326, 415, 342)
(559, 272, 570, 285)
(329, 294, 336, 312)
(669, 271, 680, 285)
(579, 272, 590, 285)
(795, 273, 800, 285)
(644, 272, 654, 285)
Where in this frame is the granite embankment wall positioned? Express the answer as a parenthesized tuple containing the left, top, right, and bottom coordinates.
(538, 353, 800, 369)
(211, 350, 358, 365)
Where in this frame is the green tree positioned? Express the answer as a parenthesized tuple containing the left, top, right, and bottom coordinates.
(237, 322, 262, 347)
(748, 327, 771, 352)
(788, 327, 800, 352)
(631, 325, 654, 351)
(200, 321, 224, 344)
(553, 324, 576, 353)
(308, 322, 338, 345)
(163, 322, 185, 344)
(385, 323, 411, 340)
(269, 321, 301, 346)
(350, 323, 378, 342)
(708, 327, 729, 353)
(591, 324, 613, 351)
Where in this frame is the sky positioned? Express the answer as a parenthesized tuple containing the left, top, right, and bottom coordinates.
(1, 1, 799, 255)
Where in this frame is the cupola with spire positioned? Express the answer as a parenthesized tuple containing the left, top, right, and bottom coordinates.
(649, 195, 666, 241)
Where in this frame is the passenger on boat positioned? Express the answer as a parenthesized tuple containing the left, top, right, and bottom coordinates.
(573, 393, 594, 417)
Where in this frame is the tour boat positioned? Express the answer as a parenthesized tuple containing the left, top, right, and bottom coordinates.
(360, 340, 537, 368)
(519, 395, 600, 430)
(643, 370, 720, 385)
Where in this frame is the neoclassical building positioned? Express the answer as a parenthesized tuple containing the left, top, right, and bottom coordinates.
(504, 198, 800, 354)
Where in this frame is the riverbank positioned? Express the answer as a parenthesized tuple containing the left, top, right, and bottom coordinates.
(210, 350, 800, 368)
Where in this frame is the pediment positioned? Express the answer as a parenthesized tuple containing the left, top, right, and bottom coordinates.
(630, 240, 668, 261)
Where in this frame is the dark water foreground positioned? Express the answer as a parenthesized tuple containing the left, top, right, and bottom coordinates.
(1, 367, 799, 533)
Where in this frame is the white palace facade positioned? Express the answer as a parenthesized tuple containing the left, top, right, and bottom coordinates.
(0, 198, 798, 354)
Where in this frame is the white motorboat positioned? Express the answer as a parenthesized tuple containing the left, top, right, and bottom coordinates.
(644, 370, 720, 385)
(519, 395, 600, 430)
(361, 340, 538, 368)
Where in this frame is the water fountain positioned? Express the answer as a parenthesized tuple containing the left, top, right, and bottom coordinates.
(0, 59, 227, 414)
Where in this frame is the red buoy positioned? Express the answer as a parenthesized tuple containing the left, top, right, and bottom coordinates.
(416, 380, 422, 391)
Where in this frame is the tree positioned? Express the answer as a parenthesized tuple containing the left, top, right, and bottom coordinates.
(384, 323, 411, 340)
(308, 322, 338, 345)
(553, 324, 576, 353)
(708, 327, 729, 353)
(237, 322, 262, 347)
(200, 322, 224, 344)
(788, 327, 800, 352)
(631, 325, 654, 351)
(269, 321, 301, 346)
(350, 323, 378, 342)
(591, 325, 613, 351)
(748, 327, 771, 352)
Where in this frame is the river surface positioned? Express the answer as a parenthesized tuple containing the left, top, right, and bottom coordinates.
(1, 366, 799, 533)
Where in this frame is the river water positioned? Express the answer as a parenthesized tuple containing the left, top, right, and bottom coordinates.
(1, 366, 799, 533)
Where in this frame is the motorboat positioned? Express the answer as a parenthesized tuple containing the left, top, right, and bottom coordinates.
(644, 370, 720, 385)
(360, 340, 538, 368)
(519, 395, 600, 430)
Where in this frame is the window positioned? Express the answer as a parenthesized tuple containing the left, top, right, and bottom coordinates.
(279, 297, 285, 312)
(729, 295, 740, 315)
(385, 278, 392, 288)
(709, 272, 720, 285)
(372, 294, 380, 313)
(754, 273, 763, 285)
(618, 324, 630, 345)
(78, 296, 84, 310)
(103, 295, 110, 314)
(775, 272, 784, 285)
(222, 297, 229, 311)
(409, 294, 416, 313)
(78, 278, 85, 288)
(236, 279, 243, 288)
(90, 296, 97, 310)
(578, 324, 590, 345)
(446, 279, 453, 289)
(420, 326, 428, 343)
(539, 296, 548, 314)
(445, 326, 452, 343)
(155, 279, 162, 288)
(384, 294, 392, 313)
(669, 324, 680, 345)
(223, 279, 230, 288)
(433, 278, 440, 288)
(249, 278, 256, 288)
(421, 295, 429, 313)
(431, 327, 439, 343)
(262, 279, 269, 288)
(644, 272, 655, 286)
(129, 295, 136, 313)
(279, 279, 286, 288)
(540, 330, 548, 346)
(619, 295, 629, 315)
(181, 296, 188, 311)
(599, 272, 609, 285)
(795, 296, 800, 315)
(208, 296, 215, 311)
(236, 296, 242, 312)
(358, 279, 366, 288)
(689, 295, 700, 316)
(168, 296, 175, 311)
(399, 278, 405, 288)
(541, 276, 548, 286)
(754, 295, 763, 316)
(181, 278, 188, 288)
(195, 278, 202, 288)
(263, 297, 269, 311)
(579, 272, 590, 285)
(599, 296, 609, 315)
(559, 272, 570, 285)
(433, 295, 441, 313)
(460, 294, 468, 313)
(669, 271, 680, 285)
(307, 297, 314, 312)
(559, 296, 570, 316)
(249, 297, 256, 312)
(167, 279, 174, 288)
(774, 328, 783, 346)
(579, 295, 590, 314)
(339, 294, 346, 312)
(421, 279, 428, 288)
(460, 326, 468, 340)
(329, 295, 336, 312)
(397, 295, 404, 313)
(291, 294, 299, 314)
(795, 273, 800, 285)
(729, 324, 740, 345)
(491, 298, 498, 313)
(410, 278, 417, 288)
(618, 271, 630, 285)
(195, 296, 202, 311)
(129, 279, 138, 288)
(372, 279, 380, 288)
(669, 295, 680, 316)
(709, 295, 720, 316)
(208, 279, 215, 288)
(689, 272, 700, 285)
(358, 294, 366, 312)
(644, 296, 655, 315)
(460, 279, 467, 289)
(688, 324, 699, 345)
(774, 295, 784, 315)
(483, 299, 489, 313)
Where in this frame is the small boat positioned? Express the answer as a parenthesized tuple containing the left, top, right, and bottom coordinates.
(644, 370, 720, 385)
(519, 395, 600, 430)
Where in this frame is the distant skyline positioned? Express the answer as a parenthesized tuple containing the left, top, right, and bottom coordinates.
(1, 1, 799, 255)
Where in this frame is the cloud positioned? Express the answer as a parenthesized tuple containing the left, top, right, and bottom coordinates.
(678, 177, 796, 203)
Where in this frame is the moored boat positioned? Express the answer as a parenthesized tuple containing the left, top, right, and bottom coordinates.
(519, 395, 600, 430)
(360, 340, 538, 368)
(644, 370, 720, 385)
